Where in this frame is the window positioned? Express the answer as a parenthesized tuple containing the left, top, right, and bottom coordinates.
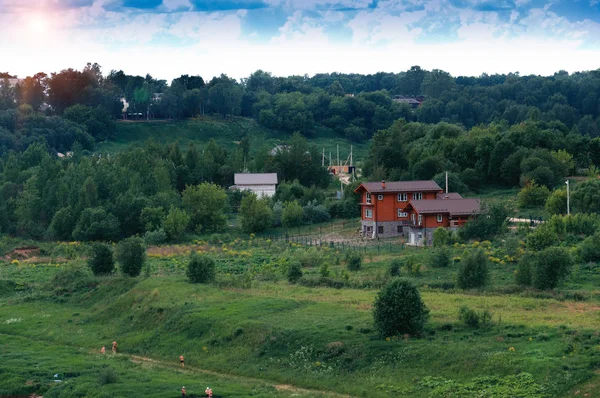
(397, 193, 407, 202)
(418, 233, 423, 239)
(397, 225, 403, 233)
(411, 213, 416, 222)
(437, 214, 443, 223)
(377, 194, 384, 201)
(365, 209, 373, 218)
(418, 214, 422, 225)
(366, 193, 371, 204)
(366, 226, 373, 233)
(397, 210, 408, 218)
(413, 192, 422, 200)
(378, 226, 384, 234)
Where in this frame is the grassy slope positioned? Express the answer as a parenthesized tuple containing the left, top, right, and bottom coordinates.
(98, 117, 369, 163)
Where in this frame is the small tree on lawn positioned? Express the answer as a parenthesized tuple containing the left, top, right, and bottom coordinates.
(116, 237, 146, 277)
(345, 251, 362, 271)
(282, 201, 303, 228)
(88, 243, 114, 276)
(239, 193, 274, 234)
(532, 246, 572, 290)
(430, 246, 451, 268)
(186, 252, 216, 283)
(287, 261, 302, 283)
(432, 227, 449, 247)
(373, 278, 429, 337)
(457, 249, 489, 289)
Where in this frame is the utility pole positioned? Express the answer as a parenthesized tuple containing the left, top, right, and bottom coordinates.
(322, 148, 325, 167)
(445, 171, 448, 194)
(350, 145, 353, 166)
(337, 144, 340, 166)
(329, 152, 332, 167)
(566, 179, 570, 215)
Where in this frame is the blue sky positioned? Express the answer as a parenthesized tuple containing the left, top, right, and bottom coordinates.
(1, 0, 599, 81)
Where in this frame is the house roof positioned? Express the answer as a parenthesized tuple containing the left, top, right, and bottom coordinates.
(405, 198, 481, 215)
(393, 98, 420, 104)
(234, 173, 278, 185)
(436, 192, 463, 200)
(356, 180, 442, 194)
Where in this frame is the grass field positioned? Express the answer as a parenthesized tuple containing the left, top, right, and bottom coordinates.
(1, 234, 600, 397)
(97, 117, 369, 164)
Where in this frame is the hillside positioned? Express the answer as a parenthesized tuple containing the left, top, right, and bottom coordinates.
(98, 117, 369, 164)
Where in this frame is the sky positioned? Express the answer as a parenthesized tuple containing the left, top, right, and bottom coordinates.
(1, 0, 599, 82)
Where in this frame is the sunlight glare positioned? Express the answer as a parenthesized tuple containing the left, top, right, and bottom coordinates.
(29, 14, 48, 34)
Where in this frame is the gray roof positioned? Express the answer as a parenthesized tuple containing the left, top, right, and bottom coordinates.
(436, 192, 463, 200)
(358, 180, 442, 193)
(234, 173, 278, 185)
(407, 198, 481, 215)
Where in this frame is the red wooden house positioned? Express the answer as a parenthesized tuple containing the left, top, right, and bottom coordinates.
(354, 180, 480, 245)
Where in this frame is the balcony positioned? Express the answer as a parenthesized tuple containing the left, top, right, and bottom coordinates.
(399, 220, 423, 228)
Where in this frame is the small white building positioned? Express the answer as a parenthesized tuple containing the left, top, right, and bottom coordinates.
(232, 173, 278, 198)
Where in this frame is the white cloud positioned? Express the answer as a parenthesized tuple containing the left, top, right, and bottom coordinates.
(162, 0, 192, 11)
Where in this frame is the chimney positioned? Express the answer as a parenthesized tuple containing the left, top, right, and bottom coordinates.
(381, 180, 386, 189)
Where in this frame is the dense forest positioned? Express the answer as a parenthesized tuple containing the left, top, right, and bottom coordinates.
(2, 64, 600, 241)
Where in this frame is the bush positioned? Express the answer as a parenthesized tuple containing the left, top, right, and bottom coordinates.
(430, 247, 451, 268)
(282, 201, 303, 228)
(116, 236, 146, 277)
(403, 256, 421, 276)
(458, 306, 493, 329)
(87, 243, 114, 276)
(515, 254, 535, 286)
(98, 368, 117, 385)
(287, 261, 302, 283)
(186, 253, 216, 283)
(239, 193, 274, 234)
(163, 206, 189, 241)
(459, 202, 508, 240)
(578, 232, 600, 263)
(345, 251, 362, 271)
(526, 225, 558, 251)
(432, 227, 449, 247)
(456, 249, 488, 289)
(518, 181, 550, 208)
(389, 259, 402, 276)
(373, 278, 429, 337)
(532, 246, 572, 290)
(144, 229, 167, 245)
(298, 247, 324, 268)
(302, 200, 331, 224)
(545, 188, 568, 215)
(319, 263, 331, 278)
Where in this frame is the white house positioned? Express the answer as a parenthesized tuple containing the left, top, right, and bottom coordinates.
(232, 173, 278, 198)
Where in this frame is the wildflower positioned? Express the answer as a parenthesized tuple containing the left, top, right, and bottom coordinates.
(11, 260, 20, 265)
(508, 347, 515, 352)
(315, 361, 321, 367)
(386, 337, 391, 342)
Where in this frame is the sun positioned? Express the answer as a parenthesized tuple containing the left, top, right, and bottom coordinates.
(29, 14, 49, 34)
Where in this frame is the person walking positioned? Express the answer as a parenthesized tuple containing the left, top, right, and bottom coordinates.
(112, 341, 117, 354)
(181, 386, 186, 397)
(101, 346, 105, 355)
(205, 387, 212, 397)
(179, 355, 185, 367)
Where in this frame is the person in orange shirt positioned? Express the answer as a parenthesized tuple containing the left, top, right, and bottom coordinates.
(205, 387, 212, 397)
(101, 346, 105, 355)
(179, 355, 185, 367)
(112, 341, 117, 354)
(181, 386, 186, 397)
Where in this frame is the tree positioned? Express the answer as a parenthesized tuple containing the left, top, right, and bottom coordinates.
(186, 252, 216, 283)
(457, 250, 489, 289)
(239, 193, 273, 234)
(526, 225, 558, 251)
(517, 180, 550, 208)
(420, 69, 456, 98)
(287, 261, 303, 283)
(281, 201, 303, 228)
(72, 207, 120, 242)
(572, 179, 600, 213)
(430, 246, 451, 268)
(432, 227, 450, 247)
(578, 232, 600, 263)
(345, 251, 362, 271)
(532, 246, 572, 290)
(163, 206, 189, 241)
(545, 188, 568, 215)
(49, 207, 76, 240)
(116, 236, 146, 277)
(182, 183, 227, 232)
(88, 243, 115, 275)
(459, 202, 508, 240)
(373, 278, 429, 337)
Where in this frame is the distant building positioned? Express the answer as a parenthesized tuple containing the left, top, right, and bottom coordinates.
(231, 173, 278, 198)
(354, 180, 480, 245)
(392, 95, 422, 108)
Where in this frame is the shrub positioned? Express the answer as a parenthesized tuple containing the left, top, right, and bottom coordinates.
(287, 261, 302, 283)
(517, 180, 550, 208)
(72, 207, 120, 242)
(116, 236, 146, 277)
(515, 254, 535, 286)
(239, 193, 274, 234)
(458, 306, 493, 329)
(578, 232, 600, 263)
(302, 200, 331, 224)
(51, 266, 99, 296)
(457, 249, 489, 289)
(163, 206, 189, 241)
(282, 201, 303, 228)
(430, 247, 451, 268)
(87, 243, 114, 276)
(319, 263, 331, 278)
(373, 278, 429, 337)
(389, 259, 402, 276)
(403, 256, 421, 276)
(186, 253, 216, 283)
(459, 202, 508, 240)
(545, 188, 568, 215)
(143, 229, 167, 245)
(98, 368, 117, 385)
(526, 225, 558, 251)
(298, 247, 324, 268)
(432, 227, 449, 247)
(345, 251, 362, 271)
(532, 246, 572, 290)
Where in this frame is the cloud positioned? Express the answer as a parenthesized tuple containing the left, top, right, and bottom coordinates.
(162, 0, 192, 11)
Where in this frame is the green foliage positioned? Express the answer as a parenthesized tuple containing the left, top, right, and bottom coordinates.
(517, 181, 550, 208)
(297, 247, 324, 268)
(186, 252, 216, 283)
(87, 243, 114, 276)
(432, 227, 449, 247)
(239, 194, 273, 234)
(143, 229, 167, 245)
(281, 201, 303, 228)
(403, 256, 421, 276)
(545, 188, 568, 215)
(430, 246, 451, 268)
(457, 250, 489, 290)
(459, 202, 508, 241)
(578, 232, 600, 263)
(97, 367, 118, 385)
(286, 261, 302, 283)
(532, 246, 572, 290)
(515, 254, 535, 286)
(345, 251, 362, 271)
(49, 207, 76, 241)
(526, 225, 558, 251)
(162, 206, 189, 242)
(302, 200, 331, 224)
(72, 207, 120, 242)
(572, 179, 600, 213)
(182, 183, 227, 233)
(458, 306, 493, 329)
(319, 263, 330, 278)
(389, 259, 402, 276)
(373, 278, 429, 337)
(116, 236, 146, 277)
